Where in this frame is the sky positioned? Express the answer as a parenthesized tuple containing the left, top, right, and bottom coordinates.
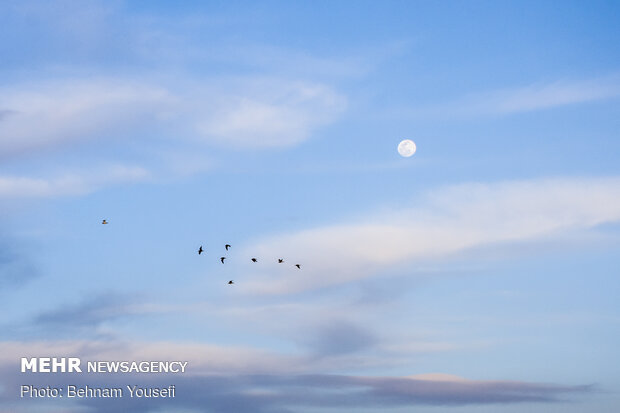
(1, 0, 620, 412)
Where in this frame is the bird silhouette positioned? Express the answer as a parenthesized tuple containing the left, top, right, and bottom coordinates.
(278, 259, 284, 263)
(198, 246, 203, 255)
(101, 219, 108, 224)
(251, 258, 257, 262)
(295, 264, 301, 269)
(225, 244, 231, 251)
(220, 257, 226, 264)
(228, 280, 234, 285)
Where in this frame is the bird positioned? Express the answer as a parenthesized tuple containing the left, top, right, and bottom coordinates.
(228, 280, 234, 285)
(225, 244, 231, 251)
(278, 259, 284, 263)
(251, 258, 257, 262)
(220, 257, 226, 264)
(101, 219, 108, 224)
(295, 264, 301, 269)
(198, 246, 203, 255)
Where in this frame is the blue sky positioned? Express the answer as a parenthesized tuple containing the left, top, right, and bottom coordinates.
(1, 1, 620, 412)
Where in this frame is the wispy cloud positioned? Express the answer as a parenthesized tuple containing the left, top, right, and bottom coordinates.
(239, 176, 620, 294)
(487, 76, 620, 114)
(195, 79, 346, 148)
(407, 74, 620, 118)
(77, 374, 589, 413)
(0, 75, 346, 202)
(0, 79, 172, 157)
(0, 76, 345, 158)
(32, 292, 141, 333)
(0, 164, 149, 199)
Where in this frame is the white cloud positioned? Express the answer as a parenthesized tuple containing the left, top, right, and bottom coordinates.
(239, 177, 620, 294)
(408, 74, 620, 118)
(0, 76, 346, 199)
(0, 77, 346, 157)
(489, 75, 620, 114)
(0, 165, 149, 199)
(192, 78, 346, 147)
(0, 79, 173, 156)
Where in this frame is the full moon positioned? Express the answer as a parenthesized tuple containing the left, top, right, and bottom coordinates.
(397, 139, 416, 157)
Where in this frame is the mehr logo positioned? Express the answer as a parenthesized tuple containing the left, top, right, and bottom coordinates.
(21, 358, 82, 373)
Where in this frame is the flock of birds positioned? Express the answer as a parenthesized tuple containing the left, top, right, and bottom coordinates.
(198, 243, 301, 285)
(102, 219, 300, 285)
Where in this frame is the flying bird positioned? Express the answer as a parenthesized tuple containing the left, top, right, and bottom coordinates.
(251, 258, 257, 262)
(220, 257, 226, 264)
(101, 219, 108, 224)
(278, 259, 284, 263)
(295, 264, 301, 269)
(225, 244, 231, 251)
(198, 246, 203, 255)
(228, 280, 234, 285)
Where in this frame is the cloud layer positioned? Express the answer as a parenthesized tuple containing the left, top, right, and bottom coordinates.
(0, 76, 346, 200)
(240, 177, 620, 294)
